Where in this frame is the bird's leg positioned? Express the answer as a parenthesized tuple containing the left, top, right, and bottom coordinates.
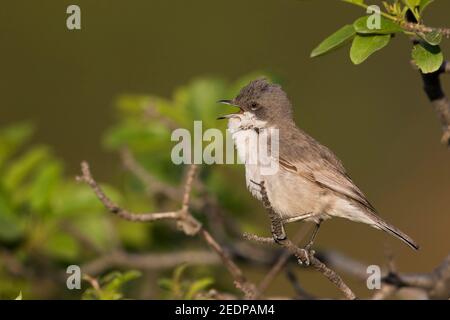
(249, 180, 286, 243)
(269, 212, 287, 244)
(304, 219, 322, 252)
(249, 179, 310, 265)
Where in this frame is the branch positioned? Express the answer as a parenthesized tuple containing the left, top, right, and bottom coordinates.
(243, 180, 356, 300)
(401, 22, 450, 38)
(405, 12, 450, 146)
(319, 249, 450, 300)
(76, 162, 181, 223)
(386, 253, 450, 299)
(82, 250, 220, 276)
(243, 233, 356, 300)
(77, 161, 258, 299)
(416, 61, 450, 146)
(285, 266, 316, 300)
(256, 227, 308, 297)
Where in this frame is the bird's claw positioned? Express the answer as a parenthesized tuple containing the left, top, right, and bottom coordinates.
(272, 233, 287, 245)
(297, 248, 315, 266)
(296, 248, 311, 266)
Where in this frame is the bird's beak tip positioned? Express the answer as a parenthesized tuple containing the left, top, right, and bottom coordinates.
(217, 99, 240, 120)
(217, 99, 233, 105)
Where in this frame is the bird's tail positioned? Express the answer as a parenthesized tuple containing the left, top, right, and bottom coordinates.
(370, 215, 419, 250)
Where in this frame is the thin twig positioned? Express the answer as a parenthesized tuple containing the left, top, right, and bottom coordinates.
(76, 162, 180, 222)
(77, 161, 258, 299)
(256, 227, 307, 296)
(285, 267, 316, 300)
(406, 11, 450, 146)
(244, 233, 356, 300)
(401, 22, 450, 38)
(82, 250, 220, 276)
(244, 180, 356, 300)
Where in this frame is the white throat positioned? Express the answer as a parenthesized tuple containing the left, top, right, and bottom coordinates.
(227, 111, 267, 134)
(227, 111, 269, 165)
(227, 112, 273, 200)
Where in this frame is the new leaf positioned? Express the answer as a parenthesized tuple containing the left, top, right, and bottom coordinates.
(350, 35, 391, 64)
(311, 25, 356, 58)
(412, 42, 444, 73)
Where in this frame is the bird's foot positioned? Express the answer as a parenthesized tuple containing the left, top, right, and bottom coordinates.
(296, 248, 311, 266)
(304, 241, 315, 253)
(296, 247, 315, 266)
(272, 232, 287, 245)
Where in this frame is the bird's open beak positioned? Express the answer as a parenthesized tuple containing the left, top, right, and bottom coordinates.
(217, 99, 233, 105)
(217, 99, 242, 120)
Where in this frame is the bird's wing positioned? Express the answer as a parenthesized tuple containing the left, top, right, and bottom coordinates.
(279, 157, 376, 213)
(277, 125, 378, 213)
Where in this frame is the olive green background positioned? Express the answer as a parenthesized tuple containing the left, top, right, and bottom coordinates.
(1, 0, 449, 297)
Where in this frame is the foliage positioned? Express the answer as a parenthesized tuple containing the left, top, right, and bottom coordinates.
(158, 264, 214, 299)
(311, 0, 445, 73)
(82, 271, 141, 300)
(0, 74, 269, 299)
(0, 122, 118, 298)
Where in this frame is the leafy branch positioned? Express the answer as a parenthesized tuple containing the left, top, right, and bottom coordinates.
(312, 0, 447, 72)
(311, 0, 450, 145)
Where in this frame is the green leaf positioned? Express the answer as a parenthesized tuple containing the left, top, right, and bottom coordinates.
(185, 278, 214, 300)
(342, 0, 365, 5)
(51, 183, 108, 217)
(29, 162, 62, 212)
(310, 25, 356, 58)
(402, 0, 420, 9)
(15, 291, 22, 300)
(173, 263, 188, 285)
(103, 270, 141, 294)
(419, 0, 434, 13)
(0, 210, 24, 242)
(412, 43, 443, 73)
(353, 16, 402, 35)
(402, 0, 421, 21)
(2, 146, 49, 192)
(350, 35, 391, 65)
(157, 278, 174, 291)
(44, 231, 80, 261)
(0, 122, 34, 167)
(419, 30, 442, 46)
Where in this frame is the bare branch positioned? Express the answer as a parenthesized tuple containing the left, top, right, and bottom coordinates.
(316, 250, 368, 281)
(82, 250, 220, 276)
(76, 161, 180, 222)
(406, 11, 450, 146)
(285, 267, 316, 300)
(401, 22, 450, 38)
(320, 249, 450, 300)
(244, 233, 356, 300)
(244, 180, 356, 300)
(77, 161, 258, 299)
(392, 253, 450, 299)
(256, 228, 308, 296)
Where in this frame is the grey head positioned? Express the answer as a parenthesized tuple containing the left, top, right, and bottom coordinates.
(218, 78, 294, 124)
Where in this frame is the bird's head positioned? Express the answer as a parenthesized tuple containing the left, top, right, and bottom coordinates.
(218, 78, 294, 125)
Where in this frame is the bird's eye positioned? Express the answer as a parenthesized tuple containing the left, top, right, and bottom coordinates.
(250, 102, 260, 111)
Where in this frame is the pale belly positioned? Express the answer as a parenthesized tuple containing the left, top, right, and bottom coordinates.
(231, 126, 331, 223)
(228, 117, 375, 227)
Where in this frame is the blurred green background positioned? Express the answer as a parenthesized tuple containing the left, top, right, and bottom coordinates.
(0, 0, 449, 299)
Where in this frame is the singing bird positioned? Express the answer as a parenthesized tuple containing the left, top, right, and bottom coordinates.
(218, 78, 419, 250)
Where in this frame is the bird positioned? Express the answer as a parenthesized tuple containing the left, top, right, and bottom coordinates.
(218, 78, 419, 251)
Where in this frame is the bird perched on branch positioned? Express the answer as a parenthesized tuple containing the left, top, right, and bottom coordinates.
(218, 78, 419, 251)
